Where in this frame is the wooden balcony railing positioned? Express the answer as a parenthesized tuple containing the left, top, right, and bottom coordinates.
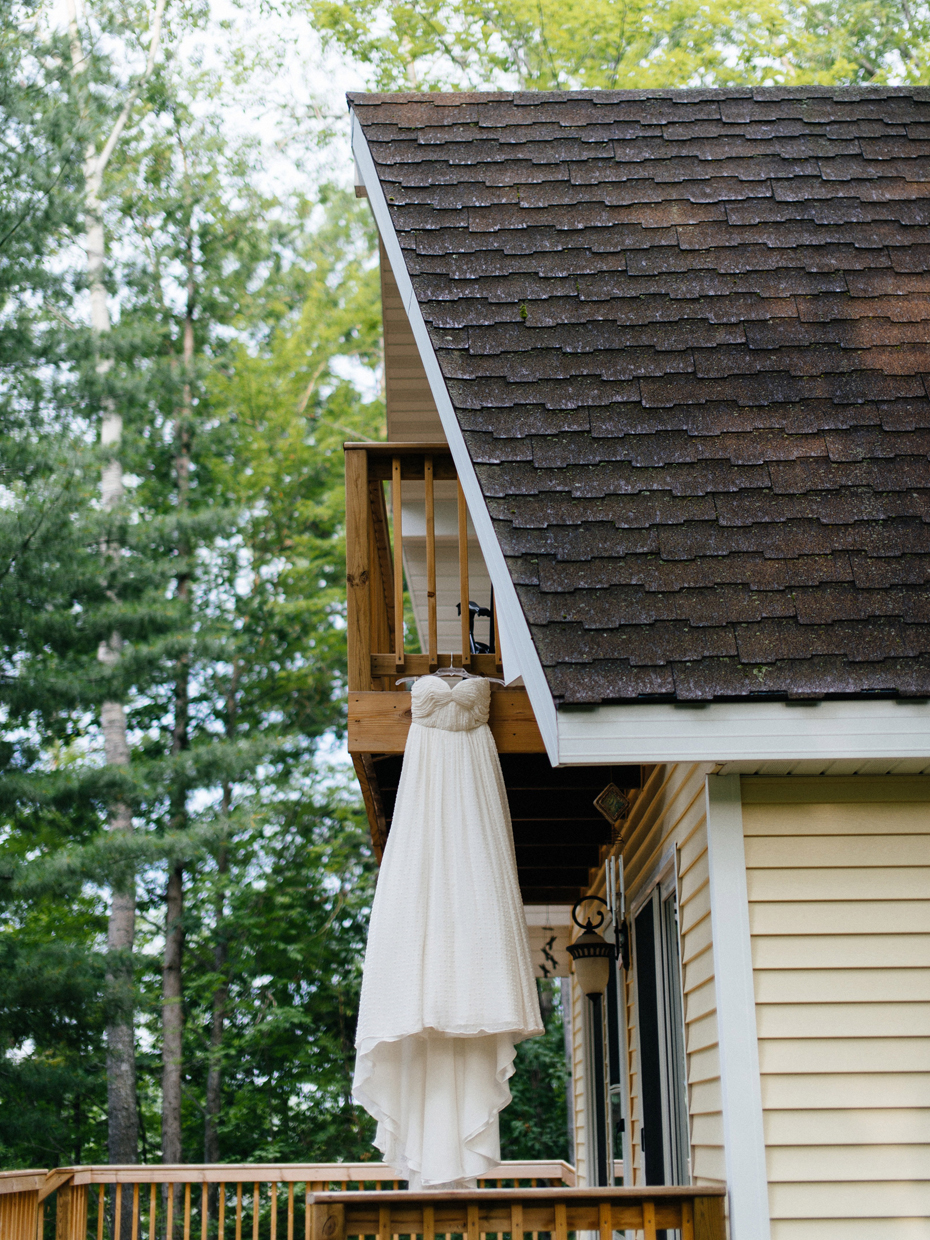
(345, 443, 501, 693)
(0, 1162, 580, 1240)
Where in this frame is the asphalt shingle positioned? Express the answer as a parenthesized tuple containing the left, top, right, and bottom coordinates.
(350, 87, 930, 704)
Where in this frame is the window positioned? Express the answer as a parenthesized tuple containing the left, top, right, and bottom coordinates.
(634, 876, 690, 1187)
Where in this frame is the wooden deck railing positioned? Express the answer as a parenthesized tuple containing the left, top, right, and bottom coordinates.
(345, 442, 501, 692)
(0, 1162, 581, 1240)
(310, 1186, 726, 1240)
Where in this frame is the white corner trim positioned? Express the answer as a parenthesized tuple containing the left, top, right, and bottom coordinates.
(705, 775, 771, 1240)
(351, 111, 560, 763)
(558, 697, 930, 764)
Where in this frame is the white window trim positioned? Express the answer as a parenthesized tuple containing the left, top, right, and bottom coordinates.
(705, 774, 772, 1240)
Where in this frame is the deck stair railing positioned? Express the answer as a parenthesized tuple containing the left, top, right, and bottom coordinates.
(1, 1165, 725, 1240)
(345, 443, 501, 693)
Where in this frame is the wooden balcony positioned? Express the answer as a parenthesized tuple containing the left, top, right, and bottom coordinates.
(344, 443, 641, 902)
(2, 1163, 726, 1240)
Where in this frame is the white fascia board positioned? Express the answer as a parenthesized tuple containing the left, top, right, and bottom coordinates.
(558, 697, 930, 764)
(351, 110, 560, 763)
(705, 775, 772, 1240)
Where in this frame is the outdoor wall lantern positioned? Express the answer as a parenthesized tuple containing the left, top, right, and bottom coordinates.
(567, 896, 617, 998)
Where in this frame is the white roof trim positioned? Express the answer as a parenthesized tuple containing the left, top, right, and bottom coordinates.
(351, 110, 560, 763)
(558, 696, 930, 763)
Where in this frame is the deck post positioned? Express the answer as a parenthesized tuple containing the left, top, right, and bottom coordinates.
(309, 1202, 344, 1240)
(345, 449, 371, 692)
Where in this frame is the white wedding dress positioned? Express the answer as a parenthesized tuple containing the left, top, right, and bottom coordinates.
(353, 675, 543, 1188)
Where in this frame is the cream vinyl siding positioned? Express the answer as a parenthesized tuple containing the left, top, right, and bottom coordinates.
(586, 762, 724, 1190)
(742, 776, 930, 1240)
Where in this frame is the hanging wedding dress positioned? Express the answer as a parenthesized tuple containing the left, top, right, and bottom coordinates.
(353, 674, 543, 1189)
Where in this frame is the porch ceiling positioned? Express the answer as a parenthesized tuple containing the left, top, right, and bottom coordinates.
(368, 753, 640, 904)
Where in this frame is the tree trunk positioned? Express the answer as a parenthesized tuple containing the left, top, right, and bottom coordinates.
(162, 861, 185, 1165)
(204, 843, 228, 1163)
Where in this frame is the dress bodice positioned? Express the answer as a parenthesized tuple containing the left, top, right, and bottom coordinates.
(411, 675, 491, 732)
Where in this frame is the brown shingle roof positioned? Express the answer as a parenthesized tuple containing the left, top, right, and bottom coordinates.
(350, 88, 930, 705)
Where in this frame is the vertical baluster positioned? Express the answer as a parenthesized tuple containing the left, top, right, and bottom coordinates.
(642, 1201, 657, 1240)
(553, 1202, 567, 1240)
(457, 480, 470, 667)
(345, 448, 371, 692)
(184, 1185, 191, 1240)
(132, 1185, 140, 1240)
(423, 1205, 435, 1240)
(37, 1197, 44, 1240)
(509, 1203, 523, 1240)
(270, 1184, 277, 1240)
(115, 1185, 123, 1240)
(378, 1206, 391, 1240)
(218, 1186, 226, 1240)
(286, 1186, 294, 1240)
(166, 1185, 174, 1240)
(252, 1186, 259, 1240)
(424, 455, 437, 670)
(149, 1185, 157, 1240)
(303, 1187, 309, 1240)
(392, 456, 404, 670)
(235, 1186, 242, 1240)
(597, 1201, 610, 1240)
(97, 1187, 105, 1240)
(201, 1185, 209, 1240)
(680, 1201, 694, 1240)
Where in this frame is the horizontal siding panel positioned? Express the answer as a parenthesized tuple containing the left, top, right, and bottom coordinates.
(750, 900, 930, 935)
(758, 1036, 930, 1074)
(744, 802, 930, 835)
(691, 1146, 726, 1182)
(771, 1221, 930, 1240)
(753, 967, 930, 1003)
(761, 1072, 930, 1110)
(691, 1113, 724, 1146)
(742, 776, 930, 804)
(685, 1009, 719, 1053)
(680, 910, 713, 961)
(683, 975, 717, 1022)
(678, 851, 709, 905)
(683, 943, 715, 992)
(688, 1043, 721, 1085)
(768, 1180, 930, 1218)
(756, 1001, 930, 1039)
(747, 867, 930, 902)
(689, 1079, 724, 1116)
(764, 1107, 930, 1145)
(745, 835, 930, 867)
(679, 880, 710, 931)
(752, 933, 930, 970)
(678, 826, 707, 875)
(767, 1143, 930, 1182)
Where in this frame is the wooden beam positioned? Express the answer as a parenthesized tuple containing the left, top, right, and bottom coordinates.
(352, 754, 388, 861)
(345, 450, 371, 692)
(348, 690, 545, 754)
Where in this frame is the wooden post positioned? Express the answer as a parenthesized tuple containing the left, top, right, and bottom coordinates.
(509, 1203, 523, 1240)
(457, 480, 470, 667)
(693, 1195, 726, 1240)
(345, 448, 371, 691)
(392, 456, 404, 669)
(597, 1201, 610, 1240)
(309, 1203, 345, 1240)
(424, 455, 437, 670)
